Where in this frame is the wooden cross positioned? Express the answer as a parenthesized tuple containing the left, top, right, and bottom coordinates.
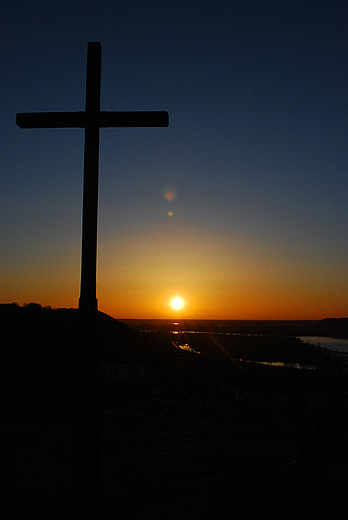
(17, 41, 169, 314)
(16, 42, 169, 494)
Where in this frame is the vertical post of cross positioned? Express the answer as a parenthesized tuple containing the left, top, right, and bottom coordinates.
(79, 41, 101, 313)
(72, 42, 102, 494)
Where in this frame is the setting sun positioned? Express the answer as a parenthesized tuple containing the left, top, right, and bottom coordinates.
(170, 297, 184, 310)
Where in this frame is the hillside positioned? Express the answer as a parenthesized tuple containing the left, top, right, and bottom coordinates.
(0, 303, 137, 419)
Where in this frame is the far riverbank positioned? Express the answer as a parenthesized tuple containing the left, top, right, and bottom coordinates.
(299, 336, 348, 354)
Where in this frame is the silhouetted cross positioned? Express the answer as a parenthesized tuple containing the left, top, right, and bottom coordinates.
(16, 41, 169, 313)
(16, 42, 169, 494)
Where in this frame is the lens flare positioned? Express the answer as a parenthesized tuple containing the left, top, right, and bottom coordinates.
(163, 185, 177, 201)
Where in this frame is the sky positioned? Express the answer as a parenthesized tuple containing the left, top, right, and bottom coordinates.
(0, 0, 347, 320)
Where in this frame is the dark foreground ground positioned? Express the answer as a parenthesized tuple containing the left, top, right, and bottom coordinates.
(2, 307, 347, 517)
(1, 416, 347, 520)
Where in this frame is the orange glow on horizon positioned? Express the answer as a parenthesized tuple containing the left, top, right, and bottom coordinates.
(2, 230, 347, 321)
(97, 280, 348, 321)
(2, 287, 347, 321)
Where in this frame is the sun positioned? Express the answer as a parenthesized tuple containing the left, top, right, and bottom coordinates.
(170, 297, 184, 310)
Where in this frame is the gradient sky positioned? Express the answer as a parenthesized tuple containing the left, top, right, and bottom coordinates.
(1, 0, 347, 320)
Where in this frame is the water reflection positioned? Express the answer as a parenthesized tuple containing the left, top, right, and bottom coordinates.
(173, 341, 203, 355)
(299, 336, 348, 354)
(173, 341, 315, 369)
(239, 359, 317, 370)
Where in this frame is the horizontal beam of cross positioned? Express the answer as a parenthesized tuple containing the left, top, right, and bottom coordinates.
(16, 111, 169, 129)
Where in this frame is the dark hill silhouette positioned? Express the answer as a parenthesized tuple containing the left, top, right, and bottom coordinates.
(0, 303, 137, 419)
(0, 302, 135, 358)
(312, 317, 348, 338)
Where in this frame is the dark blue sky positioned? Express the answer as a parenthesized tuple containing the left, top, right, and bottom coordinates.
(1, 1, 347, 319)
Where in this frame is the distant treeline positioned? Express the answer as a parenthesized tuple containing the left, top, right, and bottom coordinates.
(122, 317, 348, 338)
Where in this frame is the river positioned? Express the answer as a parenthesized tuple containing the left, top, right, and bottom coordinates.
(299, 336, 348, 355)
